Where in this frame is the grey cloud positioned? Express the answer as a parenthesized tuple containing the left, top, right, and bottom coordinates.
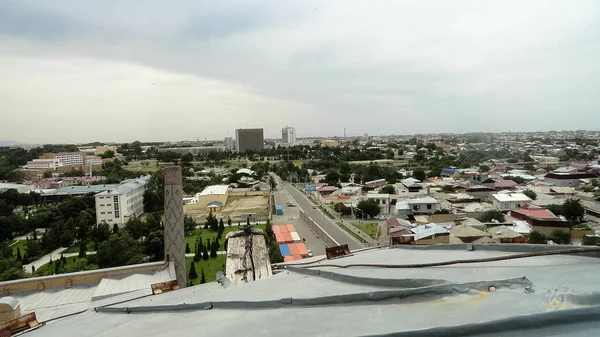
(1, 0, 599, 143)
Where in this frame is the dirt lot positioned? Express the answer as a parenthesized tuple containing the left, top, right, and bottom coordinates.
(185, 196, 269, 223)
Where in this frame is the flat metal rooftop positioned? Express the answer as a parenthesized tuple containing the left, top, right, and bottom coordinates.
(25, 245, 600, 337)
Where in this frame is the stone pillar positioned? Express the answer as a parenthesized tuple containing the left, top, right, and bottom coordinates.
(164, 167, 186, 288)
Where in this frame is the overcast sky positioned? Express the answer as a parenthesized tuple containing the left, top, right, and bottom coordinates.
(1, 1, 599, 144)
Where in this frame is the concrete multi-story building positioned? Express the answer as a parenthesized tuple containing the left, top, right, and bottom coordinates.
(40, 152, 86, 166)
(224, 137, 234, 151)
(85, 156, 103, 166)
(235, 128, 264, 152)
(282, 126, 296, 146)
(94, 176, 150, 225)
(26, 159, 63, 170)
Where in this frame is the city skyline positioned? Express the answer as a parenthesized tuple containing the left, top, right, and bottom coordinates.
(1, 1, 600, 143)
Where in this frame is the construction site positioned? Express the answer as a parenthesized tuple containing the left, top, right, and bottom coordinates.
(184, 187, 270, 223)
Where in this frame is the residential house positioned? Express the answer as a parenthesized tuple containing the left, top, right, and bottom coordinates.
(449, 225, 489, 243)
(386, 218, 412, 245)
(468, 175, 496, 188)
(494, 180, 518, 190)
(489, 225, 527, 243)
(466, 185, 497, 199)
(492, 193, 532, 211)
(364, 179, 387, 189)
(396, 196, 439, 216)
(316, 186, 337, 196)
(407, 223, 450, 245)
(401, 178, 422, 192)
(544, 171, 595, 187)
(365, 193, 393, 214)
(510, 205, 570, 236)
(440, 167, 459, 178)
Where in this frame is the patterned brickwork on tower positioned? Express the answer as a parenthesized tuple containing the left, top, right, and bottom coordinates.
(163, 167, 186, 288)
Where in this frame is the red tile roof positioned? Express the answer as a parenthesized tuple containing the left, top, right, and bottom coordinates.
(512, 205, 557, 219)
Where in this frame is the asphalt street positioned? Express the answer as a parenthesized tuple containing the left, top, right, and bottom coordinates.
(282, 184, 365, 251)
(272, 187, 326, 256)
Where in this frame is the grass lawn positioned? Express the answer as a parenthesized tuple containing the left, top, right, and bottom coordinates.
(354, 222, 379, 240)
(62, 241, 96, 254)
(339, 223, 368, 243)
(186, 255, 226, 285)
(10, 240, 31, 256)
(184, 224, 266, 254)
(123, 160, 162, 173)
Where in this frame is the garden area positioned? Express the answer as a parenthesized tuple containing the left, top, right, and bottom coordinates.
(184, 223, 266, 254)
(186, 255, 226, 285)
(353, 222, 380, 240)
(33, 256, 98, 277)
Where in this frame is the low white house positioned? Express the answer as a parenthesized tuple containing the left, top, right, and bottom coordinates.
(396, 196, 439, 216)
(491, 193, 532, 211)
(365, 193, 392, 214)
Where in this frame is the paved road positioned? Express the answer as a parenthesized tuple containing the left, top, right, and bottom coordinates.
(22, 247, 68, 274)
(282, 184, 365, 251)
(272, 188, 326, 256)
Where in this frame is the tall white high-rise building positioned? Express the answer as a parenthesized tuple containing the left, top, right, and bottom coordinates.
(282, 126, 296, 146)
(224, 137, 234, 151)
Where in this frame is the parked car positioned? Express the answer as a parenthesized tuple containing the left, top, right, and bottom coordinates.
(307, 249, 313, 257)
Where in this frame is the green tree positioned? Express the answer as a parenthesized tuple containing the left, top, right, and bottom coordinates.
(54, 259, 62, 275)
(112, 223, 119, 234)
(210, 240, 218, 258)
(412, 169, 426, 182)
(562, 199, 585, 223)
(100, 150, 115, 159)
(227, 217, 232, 227)
(528, 231, 547, 244)
(78, 241, 86, 258)
(96, 232, 145, 268)
(550, 229, 571, 244)
(479, 210, 505, 223)
(16, 247, 22, 261)
(479, 165, 490, 172)
(200, 268, 206, 284)
(189, 261, 198, 279)
(125, 218, 147, 240)
(59, 229, 74, 248)
(43, 170, 52, 178)
(523, 189, 537, 200)
(357, 199, 381, 218)
(25, 237, 42, 259)
(185, 243, 191, 254)
(143, 169, 164, 213)
(145, 230, 165, 262)
(219, 218, 225, 233)
(184, 215, 197, 233)
(206, 212, 218, 232)
(380, 185, 396, 194)
(202, 246, 209, 261)
(77, 211, 92, 241)
(333, 202, 352, 216)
